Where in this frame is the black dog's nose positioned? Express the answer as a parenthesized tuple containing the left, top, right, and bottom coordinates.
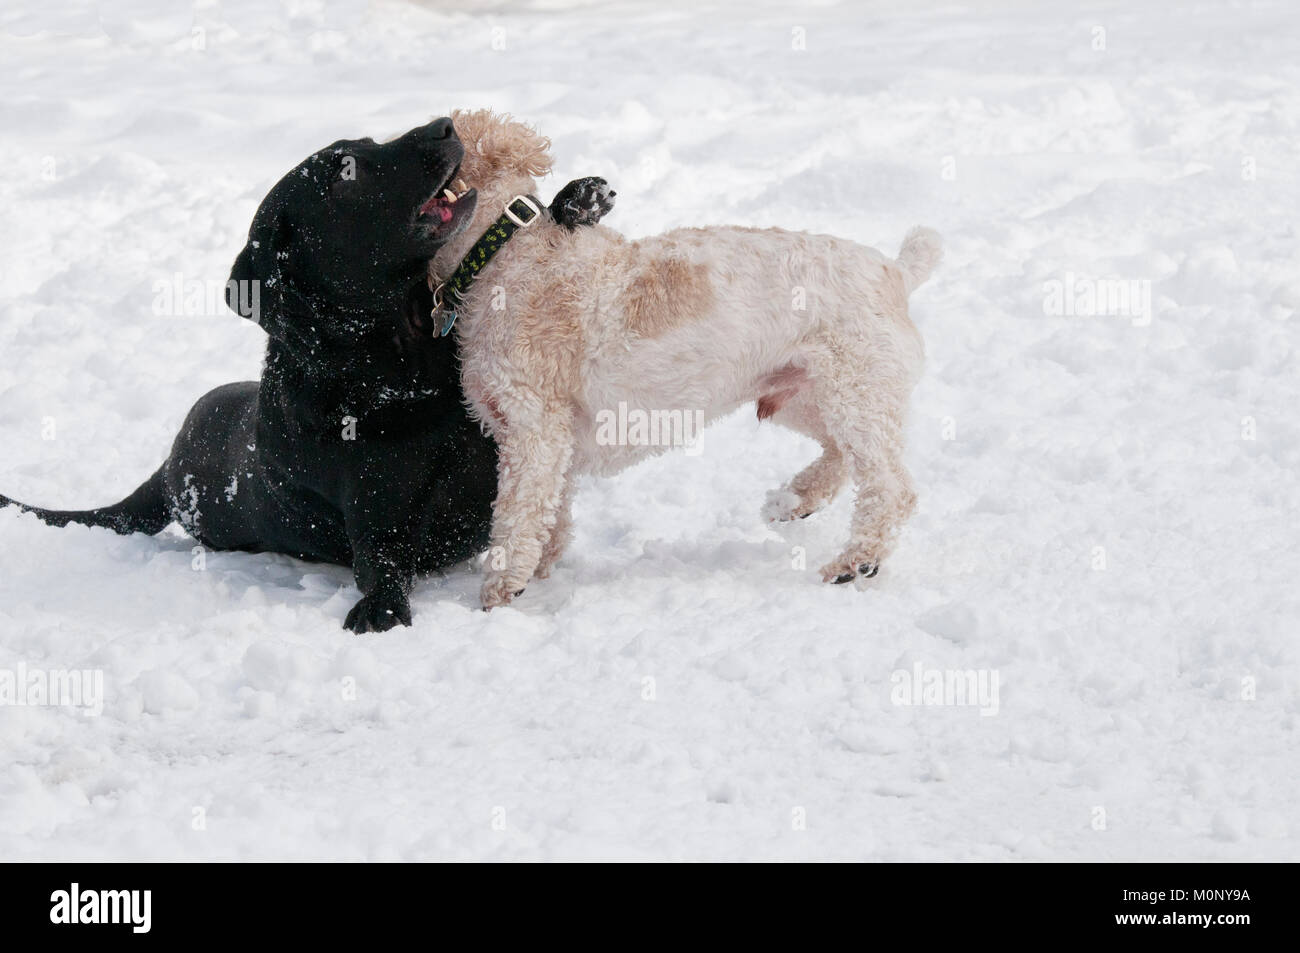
(424, 117, 456, 141)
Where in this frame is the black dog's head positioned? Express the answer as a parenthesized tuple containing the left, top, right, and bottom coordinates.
(226, 117, 478, 347)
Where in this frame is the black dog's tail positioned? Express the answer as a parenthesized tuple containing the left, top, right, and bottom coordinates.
(0, 469, 171, 536)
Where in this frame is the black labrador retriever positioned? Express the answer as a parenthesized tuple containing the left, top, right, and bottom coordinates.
(0, 117, 613, 632)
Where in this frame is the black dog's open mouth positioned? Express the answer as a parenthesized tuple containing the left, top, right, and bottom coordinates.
(417, 169, 476, 240)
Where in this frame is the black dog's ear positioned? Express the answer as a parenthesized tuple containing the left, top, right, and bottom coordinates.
(226, 222, 313, 348)
(227, 193, 290, 326)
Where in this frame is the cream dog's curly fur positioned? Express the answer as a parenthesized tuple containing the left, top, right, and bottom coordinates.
(432, 109, 941, 609)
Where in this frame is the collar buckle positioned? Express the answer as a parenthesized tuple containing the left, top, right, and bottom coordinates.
(503, 194, 541, 228)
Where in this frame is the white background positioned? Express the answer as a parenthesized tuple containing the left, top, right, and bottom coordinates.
(0, 0, 1296, 860)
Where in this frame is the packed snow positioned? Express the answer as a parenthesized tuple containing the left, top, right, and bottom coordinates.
(0, 0, 1296, 860)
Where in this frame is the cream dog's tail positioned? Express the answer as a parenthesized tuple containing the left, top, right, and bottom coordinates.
(896, 226, 943, 294)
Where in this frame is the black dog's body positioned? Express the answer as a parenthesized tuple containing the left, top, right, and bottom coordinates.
(0, 120, 612, 631)
(162, 283, 500, 630)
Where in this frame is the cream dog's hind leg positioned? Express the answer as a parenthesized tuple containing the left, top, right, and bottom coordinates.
(809, 348, 918, 583)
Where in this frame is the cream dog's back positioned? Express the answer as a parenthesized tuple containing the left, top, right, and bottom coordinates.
(457, 222, 930, 478)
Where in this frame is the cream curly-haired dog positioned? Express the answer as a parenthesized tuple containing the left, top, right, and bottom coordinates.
(431, 109, 941, 609)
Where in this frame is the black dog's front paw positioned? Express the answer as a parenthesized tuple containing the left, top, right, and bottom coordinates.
(344, 589, 413, 633)
(550, 176, 616, 230)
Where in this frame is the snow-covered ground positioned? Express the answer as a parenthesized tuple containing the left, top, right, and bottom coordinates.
(1, 0, 1296, 860)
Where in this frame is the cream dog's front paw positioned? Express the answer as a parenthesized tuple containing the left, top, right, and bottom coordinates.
(762, 487, 829, 523)
(820, 554, 880, 585)
(481, 570, 527, 610)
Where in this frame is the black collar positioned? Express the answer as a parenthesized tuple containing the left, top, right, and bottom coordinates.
(431, 194, 543, 336)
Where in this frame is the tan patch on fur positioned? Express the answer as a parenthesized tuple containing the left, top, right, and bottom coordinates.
(623, 257, 714, 338)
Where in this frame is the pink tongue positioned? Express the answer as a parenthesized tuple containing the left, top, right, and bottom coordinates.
(419, 195, 454, 221)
